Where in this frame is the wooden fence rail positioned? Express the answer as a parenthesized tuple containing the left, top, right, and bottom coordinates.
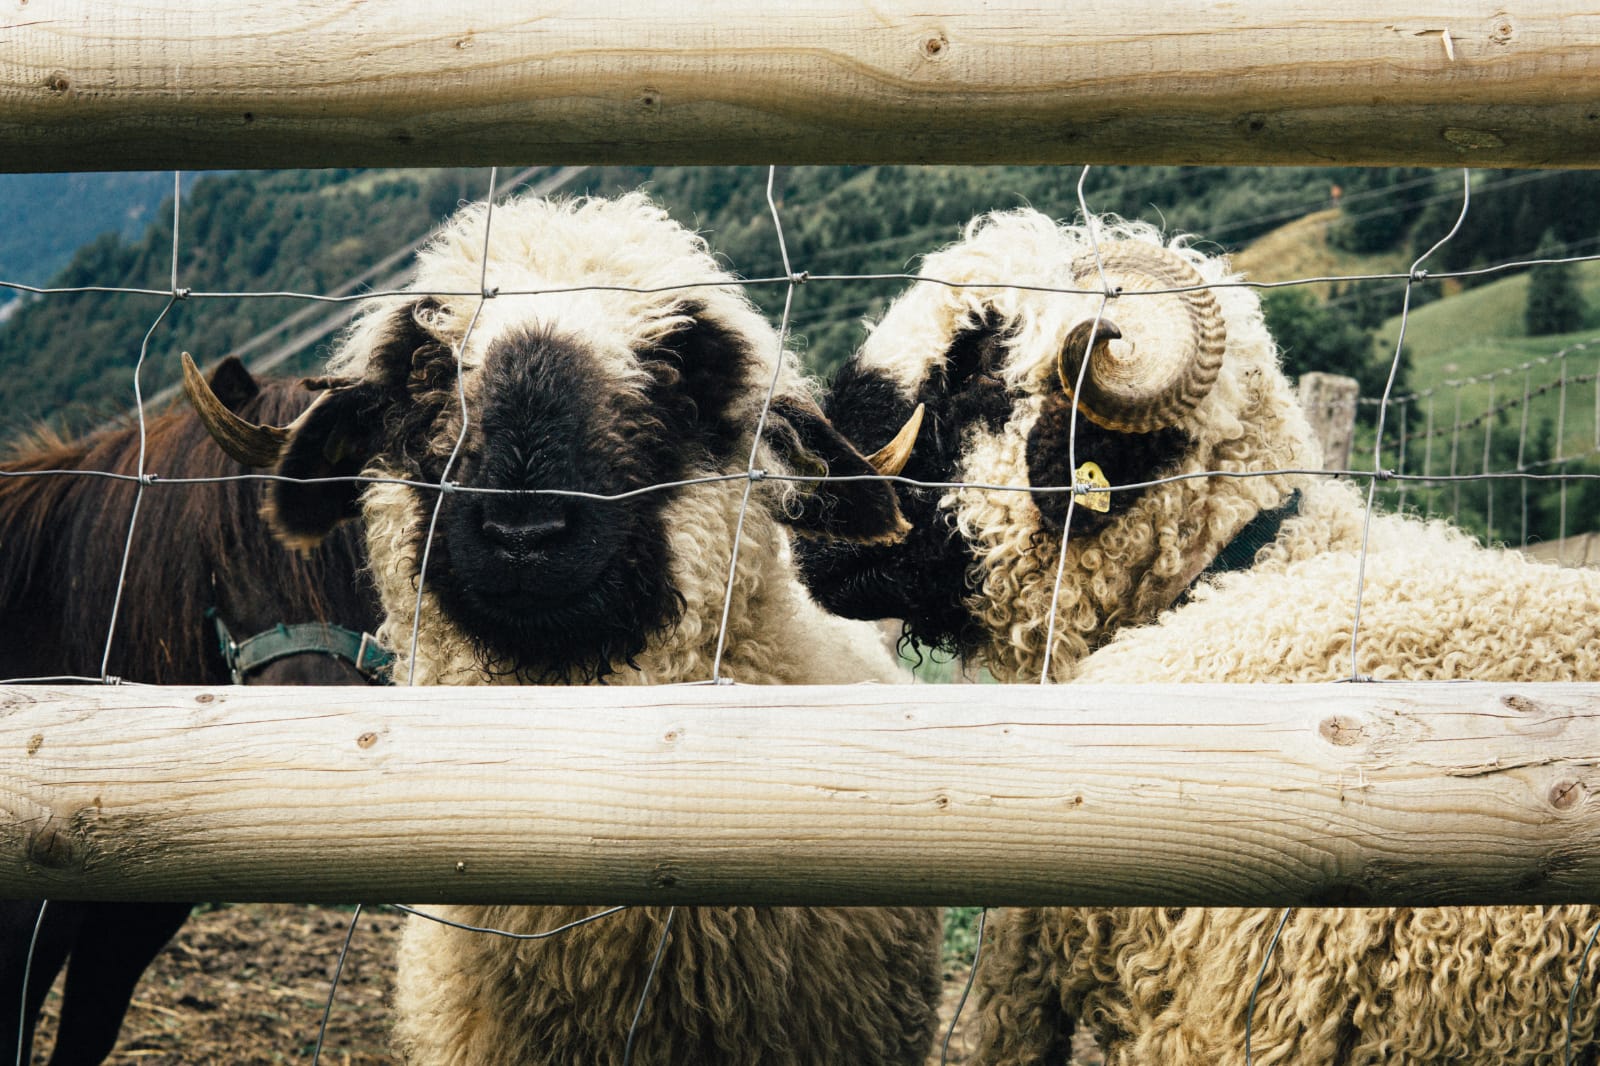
(4, 2, 1600, 171)
(3, 682, 1598, 906)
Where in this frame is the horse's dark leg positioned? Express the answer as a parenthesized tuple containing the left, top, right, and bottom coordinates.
(45, 903, 191, 1066)
(0, 900, 81, 1066)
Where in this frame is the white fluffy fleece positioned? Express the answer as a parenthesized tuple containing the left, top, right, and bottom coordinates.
(851, 208, 1600, 1066)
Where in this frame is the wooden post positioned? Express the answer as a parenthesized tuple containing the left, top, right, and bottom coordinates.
(3, 682, 1599, 906)
(4, 3, 1600, 171)
(1299, 372, 1361, 471)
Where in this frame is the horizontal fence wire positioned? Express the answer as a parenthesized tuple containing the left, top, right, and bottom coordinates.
(4, 162, 1600, 1066)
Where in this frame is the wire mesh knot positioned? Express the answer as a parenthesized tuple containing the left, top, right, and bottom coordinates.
(746, 468, 768, 482)
(789, 271, 810, 285)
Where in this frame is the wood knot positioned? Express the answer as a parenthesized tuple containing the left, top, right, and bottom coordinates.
(650, 862, 680, 889)
(1489, 14, 1514, 44)
(1502, 694, 1541, 715)
(1550, 779, 1585, 811)
(26, 820, 76, 869)
(195, 692, 215, 704)
(26, 733, 43, 756)
(638, 88, 662, 112)
(920, 31, 948, 60)
(934, 793, 950, 810)
(44, 72, 69, 93)
(1319, 715, 1365, 746)
(356, 732, 379, 749)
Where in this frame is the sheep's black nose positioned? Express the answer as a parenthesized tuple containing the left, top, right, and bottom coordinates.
(481, 511, 570, 556)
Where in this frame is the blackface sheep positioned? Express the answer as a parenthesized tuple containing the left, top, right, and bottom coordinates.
(186, 191, 942, 1066)
(795, 207, 1600, 1065)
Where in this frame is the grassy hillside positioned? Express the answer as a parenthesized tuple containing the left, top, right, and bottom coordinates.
(1232, 207, 1408, 291)
(1372, 261, 1600, 462)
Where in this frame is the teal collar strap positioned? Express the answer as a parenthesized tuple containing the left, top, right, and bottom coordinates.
(207, 608, 393, 685)
(1178, 489, 1303, 605)
(1202, 489, 1303, 579)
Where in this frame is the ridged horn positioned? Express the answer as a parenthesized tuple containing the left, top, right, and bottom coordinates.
(1056, 242, 1226, 433)
(181, 351, 293, 467)
(864, 403, 925, 477)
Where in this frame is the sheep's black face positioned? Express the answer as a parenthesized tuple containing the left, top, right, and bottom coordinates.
(797, 312, 1195, 655)
(794, 322, 1013, 656)
(424, 329, 688, 681)
(1024, 398, 1191, 535)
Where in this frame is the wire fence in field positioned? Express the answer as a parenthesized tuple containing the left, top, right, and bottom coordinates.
(4, 162, 1600, 1065)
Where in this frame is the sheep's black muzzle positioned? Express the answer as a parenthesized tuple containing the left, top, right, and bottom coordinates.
(423, 329, 681, 680)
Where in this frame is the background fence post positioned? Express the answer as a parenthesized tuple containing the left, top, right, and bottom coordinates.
(1298, 372, 1360, 471)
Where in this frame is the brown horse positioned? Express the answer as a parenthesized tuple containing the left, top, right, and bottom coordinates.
(1, 357, 383, 1065)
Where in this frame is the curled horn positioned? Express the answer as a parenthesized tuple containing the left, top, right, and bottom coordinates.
(864, 403, 925, 477)
(1056, 242, 1226, 434)
(181, 351, 298, 467)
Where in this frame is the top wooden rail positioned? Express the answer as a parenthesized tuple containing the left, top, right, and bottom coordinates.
(3, 2, 1599, 172)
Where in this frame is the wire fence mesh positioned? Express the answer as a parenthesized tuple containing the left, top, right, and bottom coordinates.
(3, 162, 1599, 1065)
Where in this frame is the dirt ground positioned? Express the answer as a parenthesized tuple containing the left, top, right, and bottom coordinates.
(27, 903, 1098, 1065)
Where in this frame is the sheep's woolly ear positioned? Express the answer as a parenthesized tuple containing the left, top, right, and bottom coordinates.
(265, 382, 388, 550)
(763, 396, 911, 545)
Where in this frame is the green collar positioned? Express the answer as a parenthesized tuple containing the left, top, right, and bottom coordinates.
(1183, 489, 1303, 599)
(207, 608, 393, 685)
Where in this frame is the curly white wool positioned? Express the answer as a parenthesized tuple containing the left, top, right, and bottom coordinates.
(851, 208, 1600, 1065)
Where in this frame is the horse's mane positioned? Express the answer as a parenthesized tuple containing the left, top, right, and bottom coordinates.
(0, 372, 374, 683)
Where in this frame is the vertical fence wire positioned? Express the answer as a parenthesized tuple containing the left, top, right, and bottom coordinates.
(12, 902, 47, 1066)
(98, 172, 186, 684)
(1519, 369, 1532, 547)
(712, 165, 799, 683)
(1557, 356, 1570, 559)
(1349, 169, 1471, 680)
(406, 168, 501, 685)
(1039, 165, 1109, 685)
(1483, 378, 1497, 543)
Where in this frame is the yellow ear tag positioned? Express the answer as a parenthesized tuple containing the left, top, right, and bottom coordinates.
(1073, 461, 1111, 513)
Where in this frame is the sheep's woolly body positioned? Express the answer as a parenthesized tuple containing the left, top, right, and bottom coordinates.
(1078, 503, 1600, 683)
(336, 193, 940, 1065)
(847, 209, 1600, 1064)
(981, 905, 1600, 1066)
(396, 905, 942, 1066)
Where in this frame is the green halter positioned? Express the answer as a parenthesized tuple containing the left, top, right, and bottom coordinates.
(207, 608, 393, 685)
